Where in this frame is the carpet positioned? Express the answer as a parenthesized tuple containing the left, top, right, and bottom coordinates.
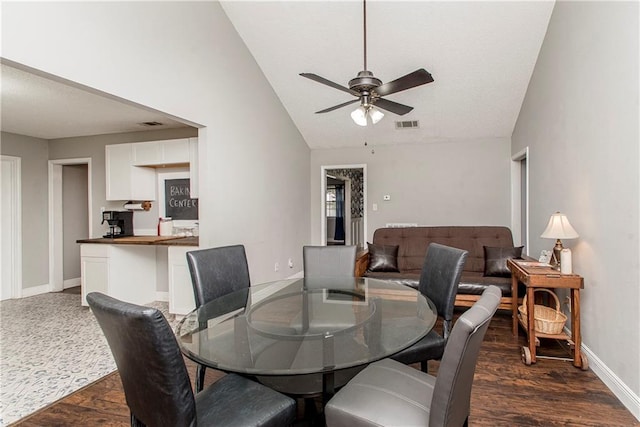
(0, 291, 176, 426)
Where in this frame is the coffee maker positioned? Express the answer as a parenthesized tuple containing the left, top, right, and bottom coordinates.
(102, 211, 134, 238)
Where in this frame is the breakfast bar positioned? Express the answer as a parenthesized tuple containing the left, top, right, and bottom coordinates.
(77, 236, 199, 315)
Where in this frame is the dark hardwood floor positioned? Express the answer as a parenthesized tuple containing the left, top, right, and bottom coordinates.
(12, 311, 638, 426)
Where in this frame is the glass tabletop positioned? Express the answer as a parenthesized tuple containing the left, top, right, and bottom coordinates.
(176, 277, 437, 376)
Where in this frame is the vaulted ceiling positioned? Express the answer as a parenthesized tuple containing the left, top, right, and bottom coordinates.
(220, 1, 554, 149)
(1, 1, 554, 148)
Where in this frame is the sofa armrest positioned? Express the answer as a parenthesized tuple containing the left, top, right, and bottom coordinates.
(355, 250, 369, 277)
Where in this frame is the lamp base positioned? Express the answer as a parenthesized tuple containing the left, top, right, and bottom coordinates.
(551, 239, 564, 271)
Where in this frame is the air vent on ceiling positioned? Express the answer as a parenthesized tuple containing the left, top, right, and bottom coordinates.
(394, 120, 419, 130)
(138, 121, 164, 127)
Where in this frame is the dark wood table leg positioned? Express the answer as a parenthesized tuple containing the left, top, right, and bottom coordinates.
(526, 286, 536, 364)
(572, 288, 582, 368)
(511, 274, 518, 336)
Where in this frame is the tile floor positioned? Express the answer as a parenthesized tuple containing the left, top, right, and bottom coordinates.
(0, 291, 175, 426)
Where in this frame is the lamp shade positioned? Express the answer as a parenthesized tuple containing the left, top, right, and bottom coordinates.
(369, 107, 384, 124)
(541, 212, 579, 239)
(350, 106, 367, 126)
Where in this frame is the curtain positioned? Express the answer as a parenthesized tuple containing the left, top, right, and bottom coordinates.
(334, 185, 345, 241)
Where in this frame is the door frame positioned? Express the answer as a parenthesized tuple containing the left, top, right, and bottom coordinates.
(511, 147, 529, 254)
(320, 164, 367, 247)
(1, 155, 22, 299)
(48, 158, 92, 292)
(343, 177, 352, 245)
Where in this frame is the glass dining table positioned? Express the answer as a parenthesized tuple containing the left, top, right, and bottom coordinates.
(176, 276, 437, 400)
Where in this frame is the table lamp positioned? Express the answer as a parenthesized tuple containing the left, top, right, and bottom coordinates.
(541, 212, 579, 271)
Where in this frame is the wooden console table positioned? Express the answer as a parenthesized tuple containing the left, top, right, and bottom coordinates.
(508, 259, 587, 369)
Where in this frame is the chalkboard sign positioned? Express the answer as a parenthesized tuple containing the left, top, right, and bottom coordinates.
(164, 179, 198, 220)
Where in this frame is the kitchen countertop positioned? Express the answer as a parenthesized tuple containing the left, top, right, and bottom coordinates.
(77, 236, 199, 246)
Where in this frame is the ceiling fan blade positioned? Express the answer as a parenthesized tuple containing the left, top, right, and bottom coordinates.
(374, 98, 414, 115)
(300, 73, 359, 96)
(316, 99, 360, 114)
(374, 69, 434, 97)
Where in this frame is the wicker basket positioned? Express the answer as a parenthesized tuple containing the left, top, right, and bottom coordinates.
(518, 288, 567, 335)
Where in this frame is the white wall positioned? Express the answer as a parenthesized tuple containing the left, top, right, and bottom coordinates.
(2, 1, 311, 284)
(311, 138, 512, 244)
(512, 1, 639, 416)
(0, 132, 49, 290)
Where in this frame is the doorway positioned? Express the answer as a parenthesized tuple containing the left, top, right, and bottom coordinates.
(321, 165, 367, 249)
(48, 158, 92, 292)
(326, 175, 350, 245)
(1, 155, 22, 300)
(511, 148, 529, 254)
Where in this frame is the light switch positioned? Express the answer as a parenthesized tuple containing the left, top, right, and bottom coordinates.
(372, 203, 378, 211)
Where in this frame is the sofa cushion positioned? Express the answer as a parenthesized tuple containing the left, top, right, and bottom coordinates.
(483, 245, 524, 277)
(363, 271, 522, 297)
(367, 243, 400, 272)
(364, 271, 420, 288)
(458, 272, 514, 296)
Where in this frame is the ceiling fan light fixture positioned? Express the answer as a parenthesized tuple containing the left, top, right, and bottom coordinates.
(351, 106, 368, 126)
(369, 106, 384, 124)
(301, 0, 434, 121)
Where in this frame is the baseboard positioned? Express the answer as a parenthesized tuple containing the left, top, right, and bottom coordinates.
(287, 271, 304, 279)
(563, 326, 640, 421)
(21, 283, 51, 298)
(155, 291, 169, 302)
(582, 343, 640, 421)
(63, 278, 81, 289)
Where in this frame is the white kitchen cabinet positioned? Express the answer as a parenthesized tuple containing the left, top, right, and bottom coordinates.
(168, 246, 197, 315)
(80, 244, 157, 306)
(105, 144, 156, 201)
(163, 139, 190, 163)
(131, 141, 162, 165)
(81, 253, 109, 305)
(132, 138, 190, 166)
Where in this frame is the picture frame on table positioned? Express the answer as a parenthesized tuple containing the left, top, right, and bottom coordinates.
(538, 250, 552, 264)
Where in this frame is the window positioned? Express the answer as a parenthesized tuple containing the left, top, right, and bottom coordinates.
(326, 185, 337, 217)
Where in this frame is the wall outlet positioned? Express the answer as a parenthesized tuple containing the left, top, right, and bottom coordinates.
(288, 258, 294, 268)
(274, 262, 279, 272)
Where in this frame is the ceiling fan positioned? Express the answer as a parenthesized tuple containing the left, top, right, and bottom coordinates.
(300, 0, 434, 126)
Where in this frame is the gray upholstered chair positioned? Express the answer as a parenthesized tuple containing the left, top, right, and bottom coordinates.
(186, 244, 250, 392)
(303, 245, 357, 277)
(390, 243, 468, 372)
(325, 285, 502, 427)
(87, 292, 296, 427)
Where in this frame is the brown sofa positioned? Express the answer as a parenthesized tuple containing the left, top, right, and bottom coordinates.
(355, 226, 525, 310)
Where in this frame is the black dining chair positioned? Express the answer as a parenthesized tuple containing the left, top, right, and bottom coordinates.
(325, 285, 502, 427)
(390, 243, 468, 372)
(303, 245, 357, 277)
(186, 244, 250, 392)
(87, 292, 296, 427)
